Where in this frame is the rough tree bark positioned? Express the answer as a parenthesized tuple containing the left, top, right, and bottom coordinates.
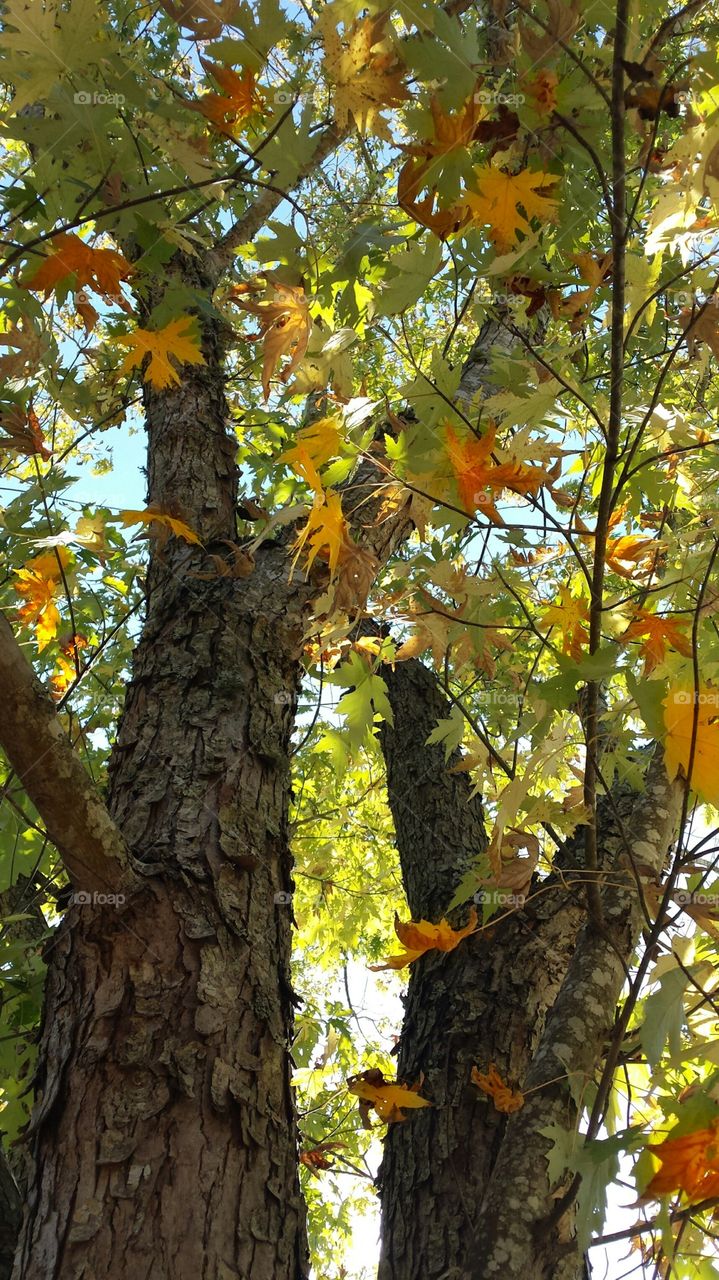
(377, 657, 584, 1280)
(0, 1150, 20, 1280)
(377, 656, 682, 1280)
(11, 259, 311, 1280)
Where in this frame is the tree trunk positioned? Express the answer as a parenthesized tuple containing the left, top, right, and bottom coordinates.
(377, 657, 585, 1280)
(377, 657, 682, 1280)
(12, 263, 311, 1280)
(0, 1148, 20, 1280)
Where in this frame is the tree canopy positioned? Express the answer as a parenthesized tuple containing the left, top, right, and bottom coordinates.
(2, 0, 719, 1277)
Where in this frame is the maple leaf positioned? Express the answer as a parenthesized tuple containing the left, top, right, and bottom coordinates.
(117, 316, 206, 389)
(281, 416, 343, 489)
(642, 1118, 719, 1203)
(158, 0, 239, 40)
(369, 908, 478, 970)
(23, 234, 132, 321)
(397, 157, 471, 240)
(540, 586, 590, 660)
(292, 488, 352, 579)
(663, 684, 719, 806)
(0, 405, 51, 459)
(50, 633, 87, 700)
(318, 11, 409, 140)
(519, 0, 581, 63)
(558, 252, 613, 330)
(193, 60, 265, 137)
(231, 283, 311, 401)
(13, 547, 72, 651)
(118, 506, 202, 546)
(471, 1063, 524, 1113)
(466, 167, 559, 249)
(621, 609, 692, 674)
(525, 70, 559, 115)
(0, 318, 49, 379)
(299, 1141, 347, 1176)
(681, 306, 719, 361)
(347, 1069, 432, 1127)
(605, 533, 659, 579)
(402, 91, 485, 164)
(446, 423, 547, 524)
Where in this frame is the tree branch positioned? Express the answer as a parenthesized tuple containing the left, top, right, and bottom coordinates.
(207, 123, 346, 279)
(0, 615, 133, 892)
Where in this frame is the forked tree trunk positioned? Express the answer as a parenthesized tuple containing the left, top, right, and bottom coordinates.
(12, 263, 311, 1280)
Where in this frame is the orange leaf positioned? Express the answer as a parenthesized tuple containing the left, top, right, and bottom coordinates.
(621, 609, 692, 674)
(446, 423, 546, 524)
(369, 908, 478, 970)
(397, 157, 471, 239)
(471, 1063, 524, 1113)
(193, 60, 265, 137)
(642, 1119, 719, 1203)
(23, 233, 132, 312)
(663, 683, 719, 805)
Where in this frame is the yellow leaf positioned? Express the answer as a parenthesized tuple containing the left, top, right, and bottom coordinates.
(319, 11, 409, 140)
(663, 683, 719, 805)
(292, 488, 351, 579)
(347, 1069, 432, 1126)
(13, 547, 72, 651)
(540, 586, 590, 660)
(117, 316, 206, 389)
(281, 417, 343, 473)
(118, 507, 202, 546)
(466, 167, 559, 248)
(369, 908, 478, 970)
